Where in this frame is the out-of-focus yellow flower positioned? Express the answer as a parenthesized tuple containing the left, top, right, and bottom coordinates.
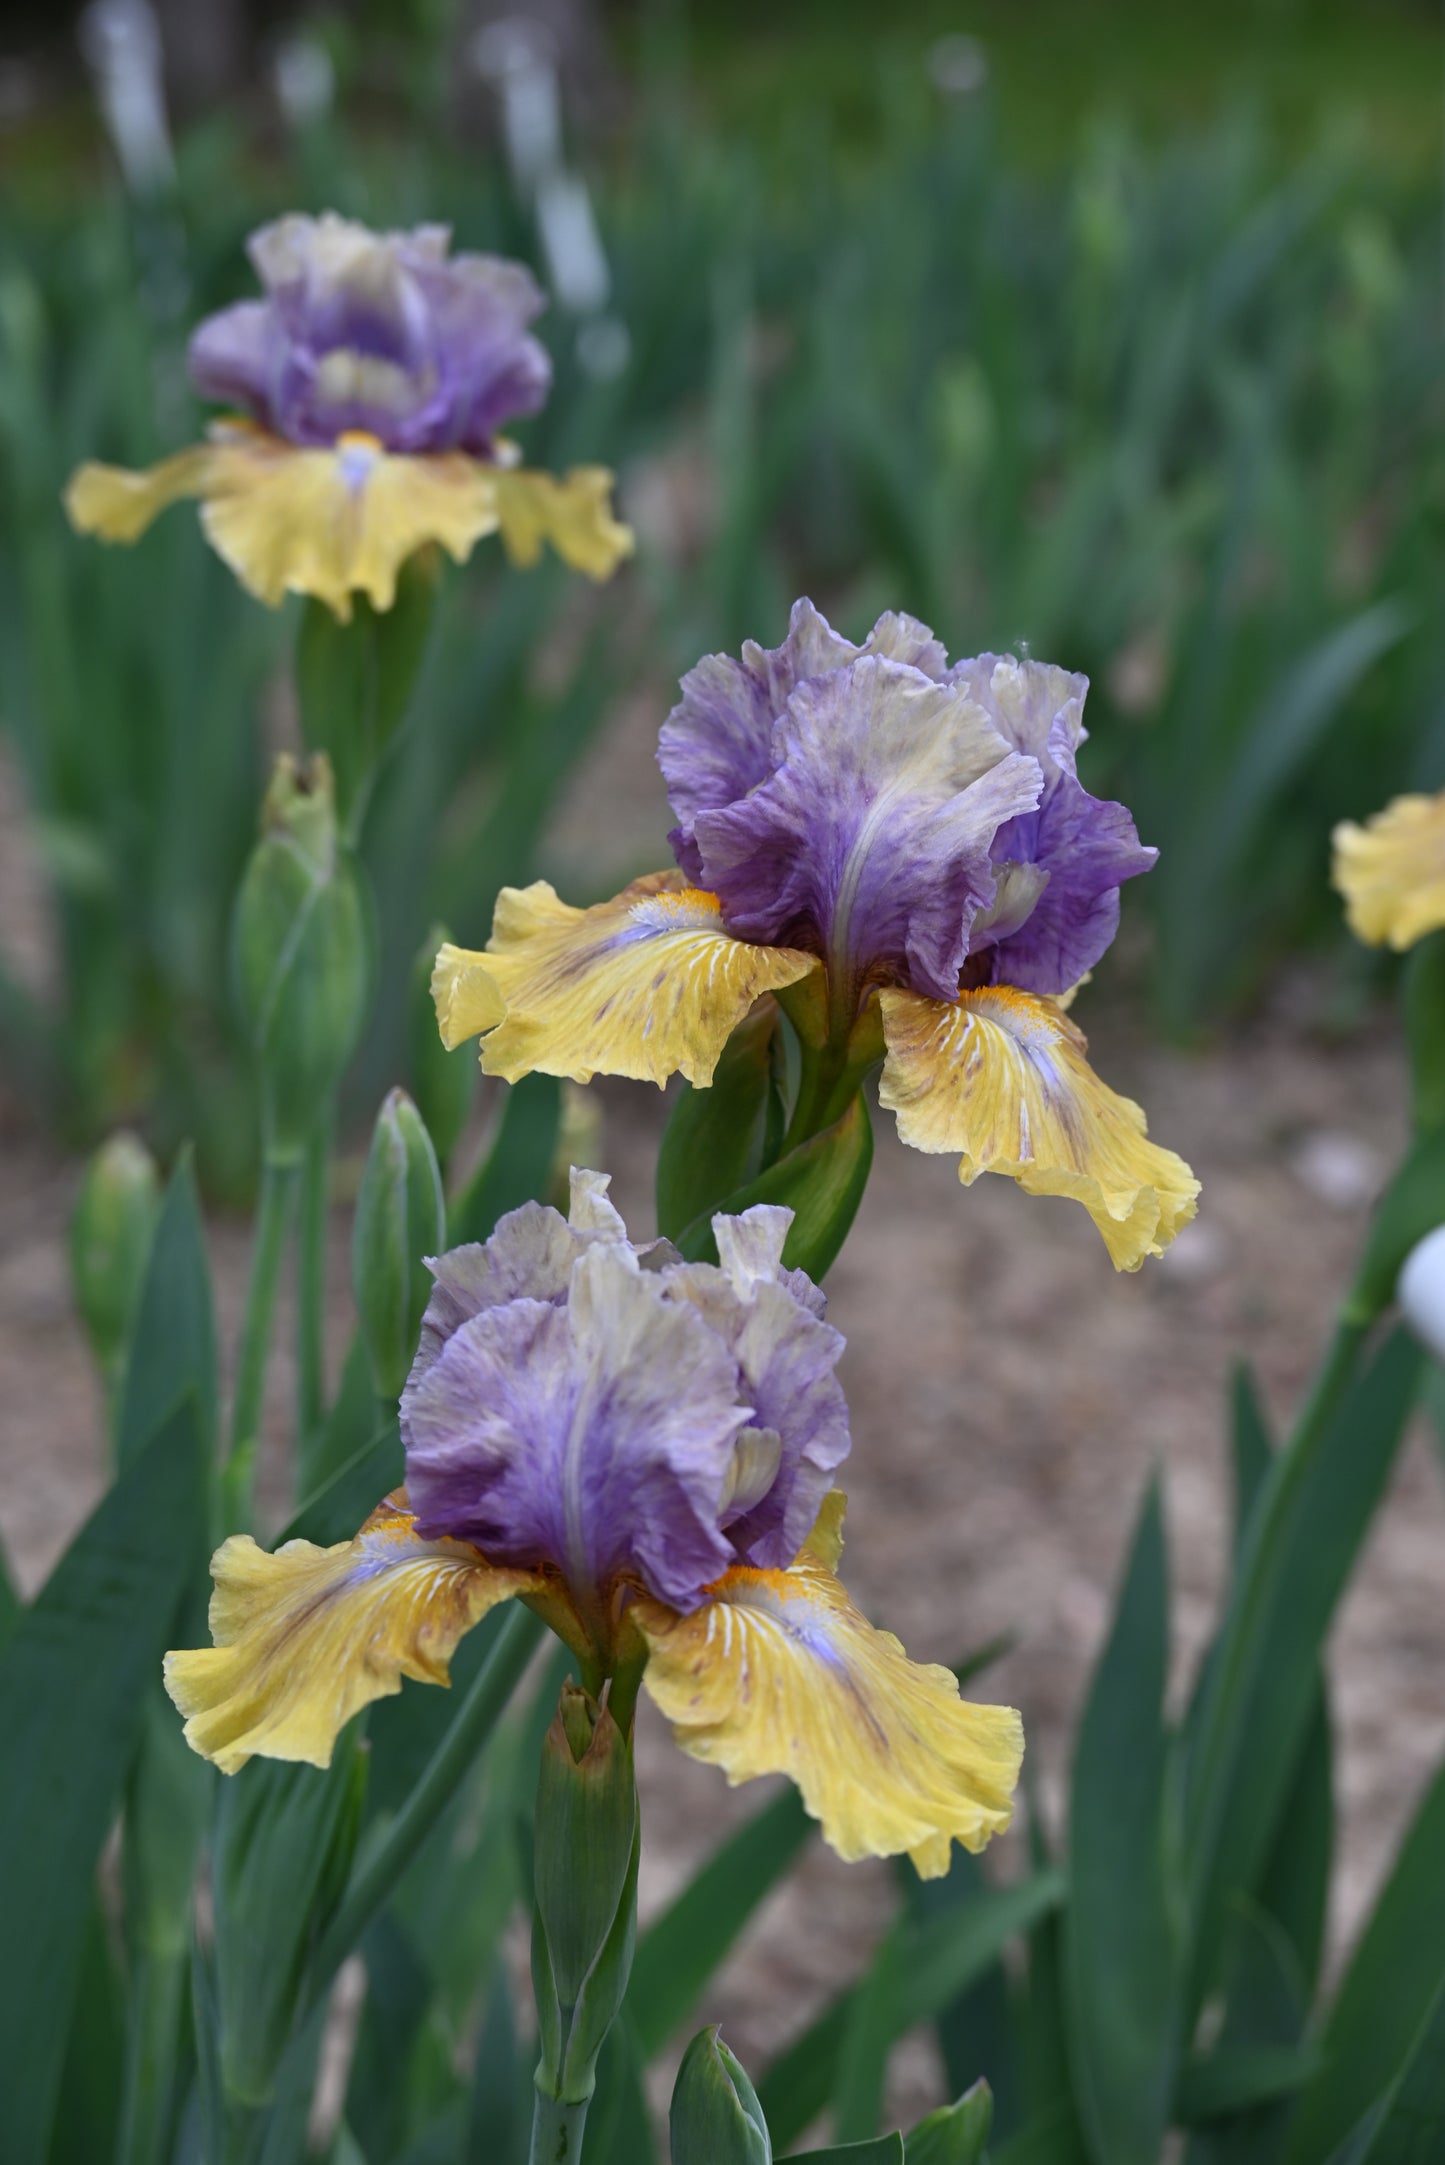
(64, 215, 632, 619)
(1333, 791, 1445, 950)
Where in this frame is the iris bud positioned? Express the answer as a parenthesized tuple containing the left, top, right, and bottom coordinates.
(352, 1087, 445, 1401)
(69, 1130, 161, 1390)
(232, 754, 369, 1165)
(669, 2028, 771, 2165)
(408, 923, 475, 1173)
(906, 2079, 993, 2164)
(531, 1685, 640, 2109)
(212, 1733, 367, 2105)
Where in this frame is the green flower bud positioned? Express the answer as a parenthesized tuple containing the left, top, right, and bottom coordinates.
(232, 754, 370, 1165)
(669, 2028, 771, 2165)
(69, 1130, 161, 1388)
(531, 1685, 640, 2108)
(906, 2079, 993, 2165)
(212, 1732, 367, 2106)
(408, 922, 476, 1172)
(352, 1087, 445, 1400)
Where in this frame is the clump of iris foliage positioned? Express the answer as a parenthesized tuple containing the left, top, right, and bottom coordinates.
(0, 10, 1440, 1189)
(4, 11, 1445, 2165)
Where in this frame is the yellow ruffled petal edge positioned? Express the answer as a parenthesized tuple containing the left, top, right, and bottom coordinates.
(433, 872, 822, 1089)
(878, 984, 1199, 1272)
(163, 1493, 542, 1774)
(65, 421, 633, 621)
(1333, 794, 1445, 951)
(634, 1493, 1021, 1876)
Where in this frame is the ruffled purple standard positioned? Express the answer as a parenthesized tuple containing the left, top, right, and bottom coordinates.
(399, 1172, 849, 1614)
(949, 656, 1157, 994)
(658, 600, 1155, 1003)
(188, 213, 552, 455)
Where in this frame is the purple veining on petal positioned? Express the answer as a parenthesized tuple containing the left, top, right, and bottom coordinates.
(186, 213, 552, 454)
(661, 1206, 849, 1570)
(690, 655, 1041, 1004)
(404, 1252, 747, 1613)
(398, 1179, 849, 1614)
(949, 656, 1157, 995)
(659, 599, 949, 880)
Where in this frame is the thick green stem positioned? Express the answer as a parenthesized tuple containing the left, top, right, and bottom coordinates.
(529, 2086, 590, 2165)
(224, 1160, 296, 1528)
(302, 1606, 545, 2022)
(295, 1113, 333, 1470)
(116, 1946, 186, 2165)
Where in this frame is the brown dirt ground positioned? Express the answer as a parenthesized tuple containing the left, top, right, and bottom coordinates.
(4, 695, 1445, 2136)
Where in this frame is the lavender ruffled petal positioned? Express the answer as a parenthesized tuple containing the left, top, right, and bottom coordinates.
(405, 1247, 747, 1612)
(188, 213, 552, 455)
(950, 656, 1156, 994)
(398, 1176, 848, 1614)
(691, 656, 1041, 1004)
(660, 599, 948, 879)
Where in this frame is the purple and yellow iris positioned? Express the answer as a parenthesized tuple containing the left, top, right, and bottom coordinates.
(165, 1173, 1021, 1873)
(64, 213, 632, 618)
(434, 601, 1200, 1270)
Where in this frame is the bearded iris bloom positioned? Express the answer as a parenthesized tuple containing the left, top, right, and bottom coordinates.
(165, 1172, 1020, 1874)
(433, 602, 1199, 1270)
(65, 214, 632, 619)
(1333, 791, 1445, 950)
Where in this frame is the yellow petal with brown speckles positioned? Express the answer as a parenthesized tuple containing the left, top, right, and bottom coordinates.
(163, 1494, 540, 1774)
(878, 983, 1199, 1271)
(435, 872, 821, 1089)
(635, 1498, 1020, 1876)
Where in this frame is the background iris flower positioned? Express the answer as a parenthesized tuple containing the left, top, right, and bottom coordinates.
(165, 1172, 1021, 1876)
(64, 213, 632, 618)
(434, 601, 1200, 1269)
(1334, 790, 1445, 950)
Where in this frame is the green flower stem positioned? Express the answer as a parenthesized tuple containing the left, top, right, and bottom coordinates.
(223, 1158, 297, 1529)
(295, 1111, 333, 1471)
(301, 1605, 545, 2024)
(116, 1946, 186, 2165)
(776, 990, 886, 1159)
(529, 2088, 590, 2165)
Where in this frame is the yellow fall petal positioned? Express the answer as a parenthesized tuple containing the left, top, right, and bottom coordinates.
(65, 422, 631, 620)
(878, 984, 1199, 1271)
(436, 872, 821, 1089)
(432, 943, 508, 1049)
(490, 463, 635, 580)
(1333, 793, 1445, 950)
(634, 1501, 1021, 1875)
(163, 1494, 541, 1774)
(64, 443, 216, 544)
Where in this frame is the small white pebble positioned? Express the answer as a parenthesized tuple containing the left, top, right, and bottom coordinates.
(1289, 1129, 1385, 1210)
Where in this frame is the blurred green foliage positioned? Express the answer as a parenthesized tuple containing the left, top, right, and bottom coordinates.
(0, 2, 1440, 1185)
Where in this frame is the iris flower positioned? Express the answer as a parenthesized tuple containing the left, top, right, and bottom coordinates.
(65, 213, 632, 619)
(165, 1173, 1021, 1874)
(1334, 790, 1445, 950)
(434, 602, 1199, 1270)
